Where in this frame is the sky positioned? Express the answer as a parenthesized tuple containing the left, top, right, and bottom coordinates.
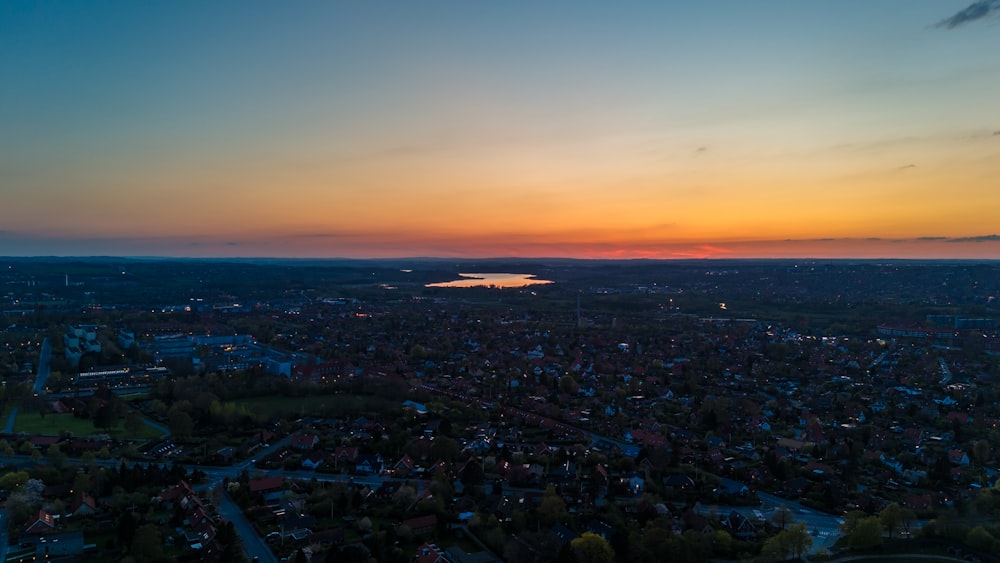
(2, 1, 1000, 260)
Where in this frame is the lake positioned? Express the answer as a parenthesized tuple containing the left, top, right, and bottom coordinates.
(425, 273, 554, 289)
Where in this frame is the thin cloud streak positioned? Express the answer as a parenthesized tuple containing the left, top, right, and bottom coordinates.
(936, 0, 1000, 28)
(949, 234, 1000, 243)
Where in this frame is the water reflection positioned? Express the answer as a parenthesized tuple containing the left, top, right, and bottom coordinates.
(426, 273, 553, 288)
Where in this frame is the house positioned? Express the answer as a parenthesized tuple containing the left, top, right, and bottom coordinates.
(301, 451, 329, 470)
(782, 477, 809, 497)
(534, 442, 552, 457)
(402, 400, 428, 415)
(904, 493, 933, 511)
(748, 414, 771, 432)
(308, 527, 345, 548)
(594, 464, 609, 488)
(587, 520, 615, 540)
(723, 510, 757, 540)
(290, 433, 319, 450)
(30, 436, 61, 450)
(948, 449, 971, 466)
(681, 508, 713, 535)
(445, 545, 503, 563)
(549, 523, 579, 546)
(947, 411, 971, 424)
(401, 514, 438, 537)
(622, 475, 644, 496)
(414, 542, 448, 563)
(392, 454, 416, 476)
(20, 530, 85, 560)
(715, 478, 750, 496)
(70, 492, 98, 517)
(664, 474, 696, 491)
(355, 454, 384, 475)
(805, 461, 835, 476)
(903, 428, 924, 445)
(24, 510, 56, 535)
(334, 446, 359, 464)
(249, 476, 285, 494)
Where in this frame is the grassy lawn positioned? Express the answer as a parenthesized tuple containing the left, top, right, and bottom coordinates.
(11, 409, 162, 440)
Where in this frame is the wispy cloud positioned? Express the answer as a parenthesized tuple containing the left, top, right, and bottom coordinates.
(936, 0, 1000, 29)
(948, 234, 1000, 243)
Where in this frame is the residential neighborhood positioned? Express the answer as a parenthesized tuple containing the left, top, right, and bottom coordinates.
(2, 258, 1000, 562)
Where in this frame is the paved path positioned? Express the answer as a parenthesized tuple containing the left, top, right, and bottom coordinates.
(3, 407, 18, 434)
(142, 416, 170, 439)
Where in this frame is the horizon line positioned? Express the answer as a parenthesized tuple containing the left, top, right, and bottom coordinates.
(3, 255, 1000, 263)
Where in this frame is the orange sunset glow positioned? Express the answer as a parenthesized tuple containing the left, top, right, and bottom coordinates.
(2, 2, 999, 259)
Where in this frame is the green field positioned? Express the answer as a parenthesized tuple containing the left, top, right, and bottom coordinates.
(7, 408, 162, 440)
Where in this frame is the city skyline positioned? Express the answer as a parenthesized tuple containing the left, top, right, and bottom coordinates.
(2, 1, 1000, 259)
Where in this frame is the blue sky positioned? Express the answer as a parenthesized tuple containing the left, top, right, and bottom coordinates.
(2, 1, 999, 258)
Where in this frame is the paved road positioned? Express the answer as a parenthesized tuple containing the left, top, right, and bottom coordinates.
(0, 511, 8, 563)
(218, 489, 276, 563)
(832, 556, 967, 563)
(695, 493, 845, 554)
(758, 492, 844, 553)
(33, 337, 51, 395)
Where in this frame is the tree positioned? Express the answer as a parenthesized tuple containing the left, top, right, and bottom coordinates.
(392, 486, 417, 508)
(879, 502, 903, 539)
(537, 485, 568, 526)
(167, 407, 194, 438)
(429, 436, 459, 462)
(975, 440, 992, 467)
(124, 410, 144, 435)
(967, 526, 996, 553)
(900, 505, 917, 537)
(784, 523, 813, 559)
(130, 524, 163, 560)
(117, 511, 138, 548)
(46, 443, 67, 470)
(559, 375, 580, 395)
(760, 534, 787, 561)
(771, 504, 794, 530)
(847, 516, 883, 550)
(461, 459, 486, 487)
(760, 524, 812, 561)
(5, 479, 45, 526)
(570, 532, 615, 563)
(0, 470, 29, 490)
(93, 403, 116, 431)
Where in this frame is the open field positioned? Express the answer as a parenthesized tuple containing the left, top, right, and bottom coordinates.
(5, 407, 162, 440)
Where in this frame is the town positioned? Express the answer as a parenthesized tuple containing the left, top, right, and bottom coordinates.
(2, 257, 1000, 563)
